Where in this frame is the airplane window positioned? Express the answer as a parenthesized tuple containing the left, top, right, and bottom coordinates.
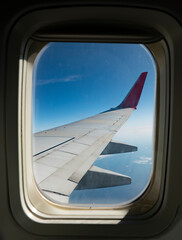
(32, 42, 156, 206)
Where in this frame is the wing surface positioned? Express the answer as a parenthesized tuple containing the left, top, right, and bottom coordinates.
(33, 72, 147, 203)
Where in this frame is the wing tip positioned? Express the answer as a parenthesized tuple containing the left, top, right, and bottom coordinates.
(117, 71, 148, 109)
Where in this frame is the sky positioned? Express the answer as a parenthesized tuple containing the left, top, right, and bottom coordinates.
(32, 42, 156, 205)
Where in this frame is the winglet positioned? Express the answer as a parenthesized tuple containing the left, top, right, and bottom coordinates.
(117, 72, 147, 109)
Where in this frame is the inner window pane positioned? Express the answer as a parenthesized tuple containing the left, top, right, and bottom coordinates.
(32, 42, 156, 206)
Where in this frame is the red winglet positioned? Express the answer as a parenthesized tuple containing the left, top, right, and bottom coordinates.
(117, 72, 147, 109)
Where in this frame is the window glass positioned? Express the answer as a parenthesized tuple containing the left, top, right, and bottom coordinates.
(32, 42, 156, 206)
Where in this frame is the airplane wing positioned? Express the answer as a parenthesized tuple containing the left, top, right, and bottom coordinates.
(33, 72, 147, 204)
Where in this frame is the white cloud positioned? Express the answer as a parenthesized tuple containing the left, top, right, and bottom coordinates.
(36, 75, 81, 86)
(134, 156, 152, 164)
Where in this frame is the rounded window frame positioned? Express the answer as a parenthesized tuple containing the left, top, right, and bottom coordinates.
(18, 35, 168, 222)
(6, 5, 180, 237)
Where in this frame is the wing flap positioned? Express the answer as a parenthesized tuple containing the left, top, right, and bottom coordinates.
(42, 191, 69, 204)
(101, 141, 137, 155)
(33, 136, 74, 156)
(75, 165, 131, 190)
(40, 176, 77, 196)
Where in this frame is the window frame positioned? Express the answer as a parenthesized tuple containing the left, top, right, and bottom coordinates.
(5, 5, 180, 237)
(22, 39, 165, 217)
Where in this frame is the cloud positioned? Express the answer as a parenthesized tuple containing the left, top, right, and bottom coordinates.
(36, 75, 81, 86)
(134, 156, 152, 164)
